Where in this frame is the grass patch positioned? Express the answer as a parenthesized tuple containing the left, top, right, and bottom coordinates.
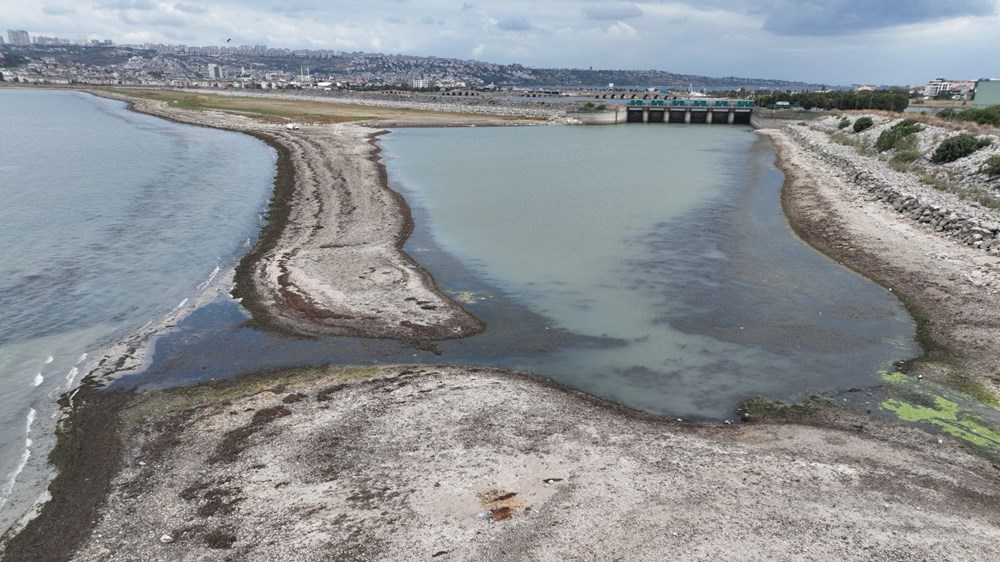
(981, 154, 1000, 177)
(917, 172, 1000, 210)
(890, 149, 921, 167)
(829, 132, 864, 152)
(99, 87, 530, 125)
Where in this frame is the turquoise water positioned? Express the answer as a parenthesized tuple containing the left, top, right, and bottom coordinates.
(382, 125, 919, 418)
(0, 89, 275, 531)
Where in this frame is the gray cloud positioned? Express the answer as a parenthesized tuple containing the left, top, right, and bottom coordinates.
(174, 3, 207, 13)
(461, 2, 476, 10)
(43, 5, 76, 15)
(755, 0, 997, 35)
(497, 17, 531, 31)
(583, 2, 643, 21)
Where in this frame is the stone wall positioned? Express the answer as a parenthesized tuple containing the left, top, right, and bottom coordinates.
(786, 126, 1000, 255)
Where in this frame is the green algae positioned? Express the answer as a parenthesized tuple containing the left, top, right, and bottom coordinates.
(879, 371, 1000, 456)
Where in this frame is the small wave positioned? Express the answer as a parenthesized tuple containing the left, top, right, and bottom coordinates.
(33, 373, 44, 387)
(26, 409, 36, 433)
(196, 265, 221, 292)
(76, 353, 88, 364)
(0, 438, 32, 504)
(43, 356, 54, 364)
(169, 298, 189, 314)
(65, 366, 79, 388)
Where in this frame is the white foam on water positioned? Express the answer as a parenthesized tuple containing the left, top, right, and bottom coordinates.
(76, 353, 87, 364)
(196, 265, 221, 292)
(32, 373, 44, 387)
(26, 409, 36, 433)
(1, 436, 33, 510)
(43, 356, 53, 365)
(65, 366, 79, 388)
(169, 298, 189, 315)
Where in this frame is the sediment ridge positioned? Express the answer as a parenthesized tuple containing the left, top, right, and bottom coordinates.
(96, 92, 486, 340)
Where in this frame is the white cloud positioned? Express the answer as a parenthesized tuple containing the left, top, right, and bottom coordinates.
(606, 20, 638, 38)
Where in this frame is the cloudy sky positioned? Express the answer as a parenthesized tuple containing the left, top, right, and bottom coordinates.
(3, 0, 999, 85)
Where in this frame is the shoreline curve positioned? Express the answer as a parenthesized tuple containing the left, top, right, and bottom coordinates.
(93, 90, 486, 341)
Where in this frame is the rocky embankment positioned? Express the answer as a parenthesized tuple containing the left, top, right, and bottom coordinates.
(763, 118, 1000, 401)
(790, 118, 1000, 254)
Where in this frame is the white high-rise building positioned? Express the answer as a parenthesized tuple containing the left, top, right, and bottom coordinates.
(7, 30, 30, 46)
(207, 63, 222, 79)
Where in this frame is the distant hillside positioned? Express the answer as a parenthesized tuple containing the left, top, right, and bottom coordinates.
(468, 66, 822, 90)
(1, 44, 824, 91)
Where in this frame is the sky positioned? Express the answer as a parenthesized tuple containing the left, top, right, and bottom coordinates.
(2, 0, 999, 86)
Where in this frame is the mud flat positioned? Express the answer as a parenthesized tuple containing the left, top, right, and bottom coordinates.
(5, 366, 1000, 561)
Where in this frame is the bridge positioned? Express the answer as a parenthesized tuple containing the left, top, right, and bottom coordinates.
(569, 99, 754, 125)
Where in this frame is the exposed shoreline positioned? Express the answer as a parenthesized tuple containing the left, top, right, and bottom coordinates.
(4, 95, 1000, 560)
(761, 121, 1000, 400)
(90, 90, 502, 342)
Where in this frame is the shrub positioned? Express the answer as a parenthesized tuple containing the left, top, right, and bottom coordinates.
(982, 154, 1000, 176)
(837, 117, 851, 129)
(931, 134, 993, 164)
(853, 117, 874, 132)
(947, 106, 1000, 127)
(876, 119, 923, 152)
(892, 149, 921, 164)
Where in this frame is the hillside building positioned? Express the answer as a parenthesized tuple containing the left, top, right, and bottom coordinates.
(6, 30, 30, 46)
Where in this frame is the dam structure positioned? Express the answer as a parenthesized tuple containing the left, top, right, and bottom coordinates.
(570, 99, 754, 126)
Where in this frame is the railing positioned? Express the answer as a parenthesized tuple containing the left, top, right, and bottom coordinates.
(625, 99, 754, 108)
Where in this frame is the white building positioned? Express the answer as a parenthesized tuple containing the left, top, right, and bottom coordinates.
(925, 77, 952, 97)
(207, 63, 222, 79)
(6, 30, 30, 46)
(411, 78, 430, 89)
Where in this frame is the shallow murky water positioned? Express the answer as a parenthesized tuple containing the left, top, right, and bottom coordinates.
(0, 89, 275, 531)
(118, 124, 918, 424)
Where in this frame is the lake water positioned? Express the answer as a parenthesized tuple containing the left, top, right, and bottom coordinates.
(0, 95, 920, 535)
(382, 125, 919, 416)
(116, 124, 918, 423)
(0, 89, 276, 532)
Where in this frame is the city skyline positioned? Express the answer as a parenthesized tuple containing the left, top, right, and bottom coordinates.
(2, 0, 999, 85)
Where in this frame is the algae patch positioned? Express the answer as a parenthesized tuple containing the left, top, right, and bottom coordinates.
(880, 371, 1000, 456)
